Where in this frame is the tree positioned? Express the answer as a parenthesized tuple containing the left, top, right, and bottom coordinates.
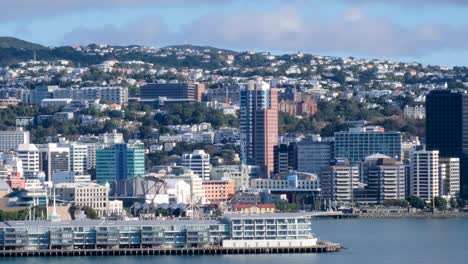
(82, 206, 99, 219)
(406, 196, 426, 209)
(449, 197, 458, 209)
(434, 196, 448, 210)
(274, 201, 299, 212)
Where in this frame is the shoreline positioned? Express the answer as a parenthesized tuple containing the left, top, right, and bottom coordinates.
(356, 212, 468, 219)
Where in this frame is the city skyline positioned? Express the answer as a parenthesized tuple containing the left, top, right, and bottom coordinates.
(1, 0, 468, 66)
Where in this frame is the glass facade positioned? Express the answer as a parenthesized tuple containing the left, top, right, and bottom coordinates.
(334, 132, 401, 163)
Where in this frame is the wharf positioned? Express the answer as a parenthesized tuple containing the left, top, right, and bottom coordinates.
(0, 243, 341, 258)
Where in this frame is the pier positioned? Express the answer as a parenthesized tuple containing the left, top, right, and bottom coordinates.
(0, 243, 341, 258)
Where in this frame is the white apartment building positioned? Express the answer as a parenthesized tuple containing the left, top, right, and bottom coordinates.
(75, 87, 128, 105)
(55, 182, 110, 218)
(40, 98, 72, 108)
(68, 143, 88, 173)
(17, 143, 40, 177)
(99, 131, 124, 144)
(439, 157, 460, 199)
(320, 161, 360, 206)
(0, 129, 30, 152)
(410, 150, 439, 203)
(85, 143, 97, 170)
(404, 105, 425, 120)
(182, 150, 211, 180)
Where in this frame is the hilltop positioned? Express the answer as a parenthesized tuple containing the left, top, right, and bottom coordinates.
(163, 44, 238, 54)
(0, 37, 46, 50)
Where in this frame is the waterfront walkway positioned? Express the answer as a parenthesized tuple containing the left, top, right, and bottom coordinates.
(0, 243, 341, 258)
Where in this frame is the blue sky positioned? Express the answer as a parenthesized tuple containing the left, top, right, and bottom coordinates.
(1, 0, 468, 66)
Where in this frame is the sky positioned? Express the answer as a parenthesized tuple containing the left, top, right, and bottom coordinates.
(1, 0, 468, 66)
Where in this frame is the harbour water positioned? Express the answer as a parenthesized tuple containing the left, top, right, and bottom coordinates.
(4, 218, 468, 264)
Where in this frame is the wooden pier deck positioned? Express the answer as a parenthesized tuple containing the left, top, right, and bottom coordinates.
(0, 243, 341, 258)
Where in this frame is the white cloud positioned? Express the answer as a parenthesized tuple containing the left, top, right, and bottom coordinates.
(0, 0, 234, 21)
(61, 6, 468, 58)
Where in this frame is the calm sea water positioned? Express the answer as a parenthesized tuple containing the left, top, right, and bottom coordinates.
(5, 218, 468, 264)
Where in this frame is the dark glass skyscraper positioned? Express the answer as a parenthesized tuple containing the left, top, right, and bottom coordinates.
(426, 89, 468, 198)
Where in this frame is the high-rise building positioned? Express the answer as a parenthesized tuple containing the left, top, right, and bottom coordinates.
(96, 141, 145, 184)
(410, 149, 439, 203)
(274, 143, 297, 178)
(39, 143, 70, 181)
(182, 150, 211, 180)
(297, 138, 334, 174)
(240, 80, 278, 177)
(334, 126, 401, 164)
(0, 128, 30, 152)
(68, 143, 89, 174)
(358, 155, 406, 204)
(17, 144, 40, 178)
(426, 89, 468, 198)
(439, 157, 460, 199)
(140, 83, 195, 100)
(320, 159, 359, 207)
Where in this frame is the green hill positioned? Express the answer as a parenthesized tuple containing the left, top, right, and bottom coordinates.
(0, 37, 47, 50)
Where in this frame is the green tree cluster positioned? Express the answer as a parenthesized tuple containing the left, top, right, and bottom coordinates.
(406, 196, 427, 209)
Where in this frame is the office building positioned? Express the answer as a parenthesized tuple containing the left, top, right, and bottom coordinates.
(0, 129, 30, 152)
(250, 172, 320, 192)
(439, 157, 460, 199)
(182, 150, 211, 180)
(426, 89, 468, 198)
(39, 143, 70, 181)
(140, 83, 195, 100)
(240, 80, 278, 177)
(210, 165, 260, 191)
(320, 159, 359, 207)
(51, 172, 91, 184)
(334, 126, 401, 164)
(17, 144, 40, 178)
(274, 143, 297, 178)
(202, 179, 235, 203)
(410, 150, 439, 203)
(31, 85, 59, 105)
(205, 84, 241, 105)
(96, 141, 145, 184)
(55, 182, 110, 218)
(297, 139, 334, 174)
